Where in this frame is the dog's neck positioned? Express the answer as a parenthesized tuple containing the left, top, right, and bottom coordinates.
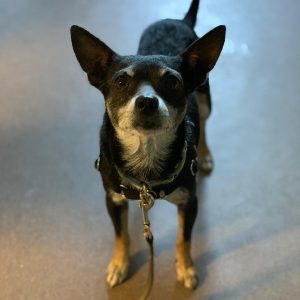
(115, 127, 177, 180)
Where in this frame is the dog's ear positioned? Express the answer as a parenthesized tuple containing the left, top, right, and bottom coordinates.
(70, 25, 117, 88)
(181, 25, 226, 90)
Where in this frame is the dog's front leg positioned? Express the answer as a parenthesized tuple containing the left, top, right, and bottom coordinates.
(105, 195, 130, 287)
(176, 197, 198, 289)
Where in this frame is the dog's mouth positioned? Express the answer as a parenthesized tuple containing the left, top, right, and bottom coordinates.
(132, 115, 166, 131)
(116, 109, 174, 133)
(133, 120, 161, 131)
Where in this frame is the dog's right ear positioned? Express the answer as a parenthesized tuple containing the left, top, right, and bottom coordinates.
(70, 25, 117, 87)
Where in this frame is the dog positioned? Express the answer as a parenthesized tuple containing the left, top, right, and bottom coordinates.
(70, 0, 225, 290)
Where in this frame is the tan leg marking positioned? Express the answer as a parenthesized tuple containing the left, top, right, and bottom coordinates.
(106, 207, 130, 288)
(176, 209, 198, 289)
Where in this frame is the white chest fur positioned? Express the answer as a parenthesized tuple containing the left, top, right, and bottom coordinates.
(116, 129, 176, 178)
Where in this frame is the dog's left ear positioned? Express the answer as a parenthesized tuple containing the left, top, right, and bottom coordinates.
(70, 25, 118, 89)
(181, 25, 226, 90)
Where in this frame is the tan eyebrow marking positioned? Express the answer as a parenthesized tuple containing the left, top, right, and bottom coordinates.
(159, 67, 182, 79)
(123, 66, 135, 77)
(159, 67, 169, 76)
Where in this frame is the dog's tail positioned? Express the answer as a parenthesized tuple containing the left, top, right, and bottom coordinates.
(183, 0, 200, 28)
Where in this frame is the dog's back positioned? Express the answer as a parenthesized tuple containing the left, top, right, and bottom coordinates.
(138, 0, 200, 56)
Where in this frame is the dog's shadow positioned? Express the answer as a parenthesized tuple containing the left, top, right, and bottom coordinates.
(127, 248, 149, 279)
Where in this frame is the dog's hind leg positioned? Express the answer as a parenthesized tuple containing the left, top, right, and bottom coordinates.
(105, 195, 130, 287)
(176, 196, 198, 289)
(195, 82, 214, 174)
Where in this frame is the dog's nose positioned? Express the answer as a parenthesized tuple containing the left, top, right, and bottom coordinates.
(135, 96, 159, 113)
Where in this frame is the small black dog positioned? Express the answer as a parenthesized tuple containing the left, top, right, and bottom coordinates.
(70, 0, 225, 290)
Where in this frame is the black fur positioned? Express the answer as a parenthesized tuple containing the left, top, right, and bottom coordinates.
(183, 0, 200, 28)
(138, 19, 197, 56)
(70, 0, 226, 289)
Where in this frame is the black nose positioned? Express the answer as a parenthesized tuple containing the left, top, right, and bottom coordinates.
(135, 96, 159, 113)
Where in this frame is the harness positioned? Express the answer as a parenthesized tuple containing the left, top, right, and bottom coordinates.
(95, 119, 198, 299)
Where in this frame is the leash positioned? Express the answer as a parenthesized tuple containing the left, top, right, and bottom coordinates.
(138, 184, 155, 300)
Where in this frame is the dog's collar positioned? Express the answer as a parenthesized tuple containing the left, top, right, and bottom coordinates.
(118, 141, 198, 200)
(95, 139, 197, 199)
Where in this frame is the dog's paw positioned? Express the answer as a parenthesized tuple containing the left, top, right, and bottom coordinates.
(176, 264, 198, 289)
(198, 153, 213, 175)
(106, 258, 129, 288)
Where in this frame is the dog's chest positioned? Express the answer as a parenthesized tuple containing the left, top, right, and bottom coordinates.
(116, 129, 176, 178)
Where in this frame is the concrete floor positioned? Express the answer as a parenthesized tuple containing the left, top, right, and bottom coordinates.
(1, 0, 300, 299)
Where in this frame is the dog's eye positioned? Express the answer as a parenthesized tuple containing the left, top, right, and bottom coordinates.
(114, 75, 129, 89)
(164, 74, 182, 90)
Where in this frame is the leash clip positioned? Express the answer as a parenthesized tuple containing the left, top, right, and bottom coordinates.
(139, 184, 155, 240)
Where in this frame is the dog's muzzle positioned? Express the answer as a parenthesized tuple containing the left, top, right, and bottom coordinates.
(133, 96, 163, 130)
(135, 96, 159, 114)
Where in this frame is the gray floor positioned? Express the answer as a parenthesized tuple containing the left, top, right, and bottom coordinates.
(1, 0, 300, 299)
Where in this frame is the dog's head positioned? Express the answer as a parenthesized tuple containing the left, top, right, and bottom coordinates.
(70, 25, 225, 135)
